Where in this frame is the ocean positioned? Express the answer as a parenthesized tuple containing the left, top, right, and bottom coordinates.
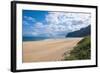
(23, 36, 83, 41)
(23, 37, 49, 41)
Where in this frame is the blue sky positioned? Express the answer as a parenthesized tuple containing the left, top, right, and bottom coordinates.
(23, 10, 48, 23)
(22, 10, 91, 37)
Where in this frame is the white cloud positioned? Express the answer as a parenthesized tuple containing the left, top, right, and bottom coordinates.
(23, 20, 30, 25)
(46, 12, 91, 34)
(44, 12, 91, 37)
(24, 16, 36, 22)
(23, 12, 91, 37)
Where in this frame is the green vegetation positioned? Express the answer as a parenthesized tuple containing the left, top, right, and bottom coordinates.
(64, 36, 91, 60)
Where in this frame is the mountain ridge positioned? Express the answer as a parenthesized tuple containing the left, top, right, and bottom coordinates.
(66, 25, 91, 37)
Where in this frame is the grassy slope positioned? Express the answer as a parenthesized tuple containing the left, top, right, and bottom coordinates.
(64, 36, 91, 60)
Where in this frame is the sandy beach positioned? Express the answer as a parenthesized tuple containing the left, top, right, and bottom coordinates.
(22, 38, 82, 63)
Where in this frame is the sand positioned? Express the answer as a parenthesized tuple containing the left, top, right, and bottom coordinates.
(22, 38, 82, 63)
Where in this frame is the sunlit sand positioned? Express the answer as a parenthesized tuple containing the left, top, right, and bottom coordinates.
(22, 38, 82, 63)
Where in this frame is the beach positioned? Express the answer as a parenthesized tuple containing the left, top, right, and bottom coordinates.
(22, 38, 82, 63)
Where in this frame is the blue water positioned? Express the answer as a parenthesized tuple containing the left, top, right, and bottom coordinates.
(23, 36, 82, 41)
(23, 37, 49, 41)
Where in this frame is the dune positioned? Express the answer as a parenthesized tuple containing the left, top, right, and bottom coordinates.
(22, 38, 82, 63)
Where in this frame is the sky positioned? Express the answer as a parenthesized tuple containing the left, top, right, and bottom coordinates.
(22, 10, 91, 37)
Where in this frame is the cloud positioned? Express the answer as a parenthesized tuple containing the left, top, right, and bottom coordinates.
(23, 12, 91, 37)
(44, 12, 91, 37)
(24, 16, 35, 22)
(23, 20, 29, 25)
(23, 16, 36, 25)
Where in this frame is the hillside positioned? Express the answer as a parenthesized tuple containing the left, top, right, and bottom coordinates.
(64, 36, 91, 60)
(66, 25, 91, 37)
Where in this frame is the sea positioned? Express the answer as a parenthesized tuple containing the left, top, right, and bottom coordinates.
(23, 37, 49, 41)
(23, 36, 83, 41)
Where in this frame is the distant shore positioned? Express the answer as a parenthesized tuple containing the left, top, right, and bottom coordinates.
(22, 38, 83, 63)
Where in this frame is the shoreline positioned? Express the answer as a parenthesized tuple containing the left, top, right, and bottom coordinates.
(23, 37, 83, 42)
